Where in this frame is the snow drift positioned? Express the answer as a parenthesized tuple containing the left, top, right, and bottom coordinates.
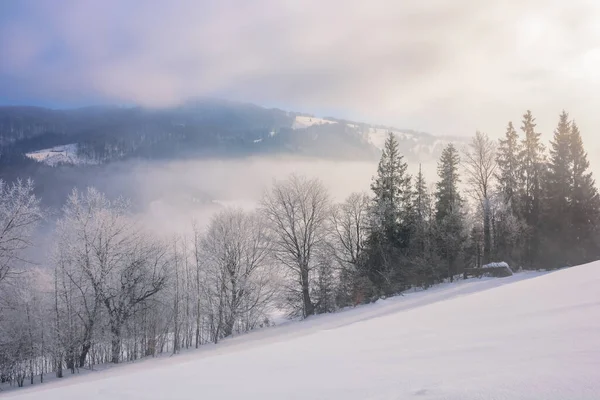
(5, 262, 600, 399)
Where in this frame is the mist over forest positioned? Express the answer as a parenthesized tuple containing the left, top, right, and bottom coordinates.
(3, 1, 600, 397)
(0, 101, 447, 239)
(3, 101, 600, 391)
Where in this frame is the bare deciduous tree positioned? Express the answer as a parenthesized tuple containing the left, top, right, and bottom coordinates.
(260, 175, 330, 318)
(0, 179, 43, 285)
(328, 192, 370, 307)
(57, 188, 168, 364)
(330, 192, 370, 267)
(463, 131, 497, 265)
(192, 221, 203, 348)
(100, 232, 168, 364)
(200, 208, 274, 342)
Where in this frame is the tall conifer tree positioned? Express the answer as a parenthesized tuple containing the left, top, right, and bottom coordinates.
(434, 144, 466, 280)
(569, 120, 600, 262)
(370, 132, 411, 244)
(363, 132, 412, 294)
(496, 121, 521, 211)
(410, 165, 436, 287)
(518, 110, 545, 267)
(544, 111, 573, 265)
(494, 121, 524, 263)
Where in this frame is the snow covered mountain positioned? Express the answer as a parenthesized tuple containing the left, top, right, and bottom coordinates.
(288, 114, 461, 162)
(0, 100, 465, 168)
(5, 262, 599, 399)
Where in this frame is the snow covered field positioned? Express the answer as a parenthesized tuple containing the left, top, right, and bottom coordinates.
(24, 144, 94, 166)
(292, 115, 337, 129)
(367, 127, 410, 150)
(5, 263, 600, 399)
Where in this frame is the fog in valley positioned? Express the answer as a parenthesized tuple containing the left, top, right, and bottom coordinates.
(27, 155, 436, 240)
(127, 156, 437, 236)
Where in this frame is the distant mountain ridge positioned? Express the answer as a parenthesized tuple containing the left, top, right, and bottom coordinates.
(0, 99, 464, 167)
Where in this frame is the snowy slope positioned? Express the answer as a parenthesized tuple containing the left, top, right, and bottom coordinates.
(24, 144, 95, 166)
(292, 115, 337, 129)
(366, 127, 456, 159)
(6, 263, 600, 399)
(290, 115, 455, 161)
(366, 127, 418, 150)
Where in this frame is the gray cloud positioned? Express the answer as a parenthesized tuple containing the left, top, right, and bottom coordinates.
(1, 0, 600, 144)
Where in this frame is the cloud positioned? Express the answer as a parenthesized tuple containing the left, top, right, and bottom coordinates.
(1, 0, 600, 140)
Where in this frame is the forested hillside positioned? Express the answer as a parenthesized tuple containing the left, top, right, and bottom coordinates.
(0, 99, 448, 169)
(0, 99, 463, 210)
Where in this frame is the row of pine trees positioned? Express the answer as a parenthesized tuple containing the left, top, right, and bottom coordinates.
(352, 110, 600, 298)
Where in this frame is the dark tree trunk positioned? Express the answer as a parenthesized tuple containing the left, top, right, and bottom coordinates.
(65, 349, 76, 373)
(483, 199, 492, 265)
(448, 254, 456, 282)
(79, 340, 91, 368)
(222, 280, 238, 338)
(145, 322, 157, 357)
(222, 319, 234, 338)
(110, 324, 121, 364)
(300, 266, 314, 317)
(55, 355, 63, 378)
(146, 335, 156, 357)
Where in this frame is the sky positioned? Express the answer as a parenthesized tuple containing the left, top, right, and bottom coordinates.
(1, 0, 600, 141)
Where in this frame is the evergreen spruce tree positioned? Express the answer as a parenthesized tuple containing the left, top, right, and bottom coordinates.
(435, 144, 461, 222)
(494, 121, 523, 264)
(434, 144, 466, 281)
(569, 121, 600, 262)
(413, 164, 431, 252)
(543, 111, 573, 266)
(496, 121, 521, 211)
(518, 110, 546, 268)
(399, 175, 415, 249)
(363, 132, 412, 295)
(409, 164, 435, 287)
(370, 132, 411, 244)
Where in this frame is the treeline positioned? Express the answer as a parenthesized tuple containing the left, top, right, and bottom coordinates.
(0, 110, 598, 389)
(355, 110, 599, 299)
